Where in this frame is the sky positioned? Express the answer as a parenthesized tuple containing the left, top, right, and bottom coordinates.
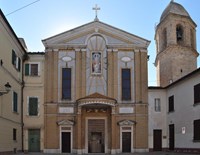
(0, 0, 199, 86)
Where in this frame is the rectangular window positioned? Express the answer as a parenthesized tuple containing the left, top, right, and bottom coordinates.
(13, 92, 18, 113)
(122, 69, 131, 100)
(13, 128, 17, 141)
(17, 57, 21, 71)
(12, 50, 21, 71)
(168, 95, 174, 112)
(62, 68, 71, 100)
(194, 119, 200, 141)
(155, 98, 161, 112)
(12, 50, 17, 66)
(194, 83, 200, 104)
(28, 97, 38, 116)
(25, 63, 39, 76)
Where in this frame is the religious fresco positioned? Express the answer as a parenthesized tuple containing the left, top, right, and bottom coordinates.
(92, 52, 101, 74)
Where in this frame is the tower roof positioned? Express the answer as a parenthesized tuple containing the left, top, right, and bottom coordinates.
(160, 1, 190, 22)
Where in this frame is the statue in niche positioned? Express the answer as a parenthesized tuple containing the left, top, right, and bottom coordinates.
(92, 52, 101, 74)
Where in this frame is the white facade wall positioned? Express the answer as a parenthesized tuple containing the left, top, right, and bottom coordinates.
(148, 88, 168, 150)
(23, 54, 45, 152)
(167, 71, 200, 149)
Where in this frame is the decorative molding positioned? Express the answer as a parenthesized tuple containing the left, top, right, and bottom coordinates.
(81, 48, 87, 52)
(42, 21, 150, 50)
(75, 48, 81, 52)
(119, 107, 134, 113)
(58, 107, 74, 114)
(118, 120, 136, 126)
(78, 100, 116, 107)
(57, 119, 74, 126)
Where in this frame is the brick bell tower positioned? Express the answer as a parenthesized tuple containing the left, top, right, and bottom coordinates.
(155, 1, 199, 87)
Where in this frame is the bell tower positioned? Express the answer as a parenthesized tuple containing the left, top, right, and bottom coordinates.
(155, 1, 199, 87)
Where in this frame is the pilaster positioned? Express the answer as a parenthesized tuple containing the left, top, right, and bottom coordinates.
(111, 106, 116, 154)
(77, 107, 82, 154)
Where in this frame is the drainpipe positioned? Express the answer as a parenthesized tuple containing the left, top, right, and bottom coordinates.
(21, 77, 24, 152)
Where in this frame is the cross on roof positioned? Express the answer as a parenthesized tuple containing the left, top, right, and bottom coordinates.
(92, 4, 100, 21)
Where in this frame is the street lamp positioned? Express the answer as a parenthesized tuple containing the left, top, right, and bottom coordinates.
(0, 82, 11, 96)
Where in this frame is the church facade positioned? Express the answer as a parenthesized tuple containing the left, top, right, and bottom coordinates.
(42, 20, 150, 153)
(0, 1, 200, 154)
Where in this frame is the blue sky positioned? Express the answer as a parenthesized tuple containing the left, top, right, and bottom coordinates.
(0, 0, 199, 86)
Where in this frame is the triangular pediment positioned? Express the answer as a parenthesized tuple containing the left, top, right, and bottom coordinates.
(77, 92, 116, 107)
(118, 120, 136, 126)
(57, 119, 74, 126)
(42, 21, 150, 49)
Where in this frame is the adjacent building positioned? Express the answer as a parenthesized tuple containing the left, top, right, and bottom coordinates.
(0, 9, 27, 153)
(148, 1, 200, 153)
(23, 52, 45, 152)
(149, 69, 200, 153)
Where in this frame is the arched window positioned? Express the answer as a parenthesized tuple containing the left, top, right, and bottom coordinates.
(176, 25, 183, 43)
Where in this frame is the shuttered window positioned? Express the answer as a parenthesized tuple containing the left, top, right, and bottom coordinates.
(18, 58, 21, 71)
(194, 83, 200, 104)
(122, 69, 131, 100)
(13, 92, 18, 112)
(62, 68, 71, 100)
(25, 64, 29, 75)
(28, 97, 38, 116)
(194, 119, 200, 141)
(25, 63, 39, 76)
(155, 98, 161, 112)
(12, 50, 21, 71)
(13, 128, 17, 141)
(12, 50, 16, 65)
(168, 95, 174, 112)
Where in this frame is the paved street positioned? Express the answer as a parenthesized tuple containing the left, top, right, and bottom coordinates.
(15, 152, 198, 155)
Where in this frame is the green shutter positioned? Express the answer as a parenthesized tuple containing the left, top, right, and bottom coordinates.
(25, 64, 29, 75)
(13, 92, 18, 112)
(18, 58, 21, 71)
(12, 50, 16, 65)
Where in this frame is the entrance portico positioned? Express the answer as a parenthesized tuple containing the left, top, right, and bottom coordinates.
(76, 92, 116, 154)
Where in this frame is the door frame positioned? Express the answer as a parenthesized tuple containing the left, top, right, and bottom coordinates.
(122, 132, 131, 152)
(85, 117, 108, 154)
(120, 125, 133, 153)
(59, 125, 73, 153)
